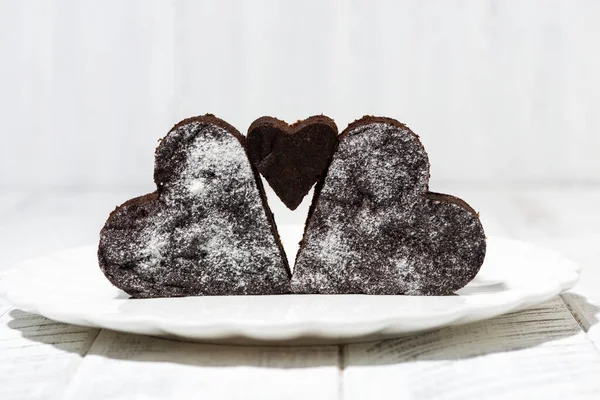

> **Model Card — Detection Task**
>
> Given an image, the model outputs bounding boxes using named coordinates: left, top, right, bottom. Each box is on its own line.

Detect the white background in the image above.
left=1, top=0, right=599, bottom=190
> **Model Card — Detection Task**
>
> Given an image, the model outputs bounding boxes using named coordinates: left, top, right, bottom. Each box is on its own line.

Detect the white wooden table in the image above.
left=1, top=186, right=599, bottom=399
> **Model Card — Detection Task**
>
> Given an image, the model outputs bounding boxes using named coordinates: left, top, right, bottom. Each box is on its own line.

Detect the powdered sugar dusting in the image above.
left=99, top=119, right=290, bottom=297
left=292, top=119, right=486, bottom=295
left=320, top=123, right=430, bottom=207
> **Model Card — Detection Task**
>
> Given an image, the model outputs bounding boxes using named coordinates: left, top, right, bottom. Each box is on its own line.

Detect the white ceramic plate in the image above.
left=0, top=237, right=580, bottom=345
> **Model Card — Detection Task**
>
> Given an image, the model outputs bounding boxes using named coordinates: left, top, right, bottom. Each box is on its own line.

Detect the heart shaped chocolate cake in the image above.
left=247, top=116, right=339, bottom=210
left=291, top=116, right=486, bottom=295
left=98, top=115, right=290, bottom=298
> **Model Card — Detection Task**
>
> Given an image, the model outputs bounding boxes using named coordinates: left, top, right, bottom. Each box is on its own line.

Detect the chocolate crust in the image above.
left=171, top=114, right=246, bottom=145
left=248, top=115, right=338, bottom=135
left=342, top=115, right=410, bottom=137
left=426, top=192, right=479, bottom=217
left=104, top=192, right=158, bottom=224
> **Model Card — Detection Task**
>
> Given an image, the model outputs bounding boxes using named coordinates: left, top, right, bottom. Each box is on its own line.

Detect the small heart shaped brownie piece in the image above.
left=292, top=116, right=486, bottom=295
left=247, top=116, right=339, bottom=210
left=98, top=115, right=291, bottom=298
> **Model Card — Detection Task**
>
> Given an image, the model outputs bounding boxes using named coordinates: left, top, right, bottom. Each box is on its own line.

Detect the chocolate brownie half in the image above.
left=292, top=116, right=486, bottom=295
left=98, top=115, right=290, bottom=298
